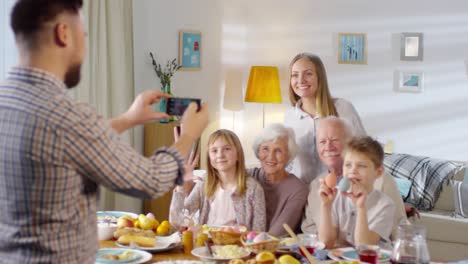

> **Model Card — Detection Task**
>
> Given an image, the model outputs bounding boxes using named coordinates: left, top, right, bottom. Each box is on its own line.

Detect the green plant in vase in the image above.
left=149, top=52, right=182, bottom=123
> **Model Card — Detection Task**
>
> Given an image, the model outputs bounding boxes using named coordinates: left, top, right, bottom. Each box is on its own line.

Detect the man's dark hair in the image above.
left=11, top=0, right=83, bottom=47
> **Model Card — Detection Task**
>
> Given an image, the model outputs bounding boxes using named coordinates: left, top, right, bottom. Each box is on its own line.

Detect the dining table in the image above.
left=99, top=240, right=199, bottom=262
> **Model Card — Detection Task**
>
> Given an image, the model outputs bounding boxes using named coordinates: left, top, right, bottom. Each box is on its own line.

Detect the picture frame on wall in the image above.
left=400, top=32, right=423, bottom=61
left=179, top=30, right=201, bottom=70
left=397, top=71, right=424, bottom=93
left=338, top=33, right=367, bottom=65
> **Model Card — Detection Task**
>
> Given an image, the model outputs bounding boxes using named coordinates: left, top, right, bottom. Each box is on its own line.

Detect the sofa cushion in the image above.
left=453, top=181, right=468, bottom=218
left=419, top=210, right=468, bottom=245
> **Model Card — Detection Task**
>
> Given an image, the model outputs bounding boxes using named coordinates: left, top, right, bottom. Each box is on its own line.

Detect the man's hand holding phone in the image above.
left=180, top=102, right=208, bottom=141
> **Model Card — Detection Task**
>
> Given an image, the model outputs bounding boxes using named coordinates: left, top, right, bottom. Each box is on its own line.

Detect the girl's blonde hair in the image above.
left=204, top=129, right=247, bottom=198
left=288, top=53, right=337, bottom=117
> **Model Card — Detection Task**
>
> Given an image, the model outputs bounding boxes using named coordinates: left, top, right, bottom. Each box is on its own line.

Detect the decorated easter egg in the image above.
left=246, top=231, right=257, bottom=241
left=338, top=177, right=351, bottom=192
left=253, top=232, right=269, bottom=243
left=325, top=171, right=337, bottom=188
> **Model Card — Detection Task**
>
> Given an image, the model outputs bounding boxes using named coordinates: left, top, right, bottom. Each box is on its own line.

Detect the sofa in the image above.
left=419, top=166, right=468, bottom=262
left=384, top=154, right=468, bottom=262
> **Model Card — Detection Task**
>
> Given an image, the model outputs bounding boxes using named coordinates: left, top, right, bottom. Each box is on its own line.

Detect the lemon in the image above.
left=278, top=254, right=300, bottom=264
left=157, top=225, right=170, bottom=236
left=160, top=220, right=170, bottom=228
left=134, top=220, right=140, bottom=229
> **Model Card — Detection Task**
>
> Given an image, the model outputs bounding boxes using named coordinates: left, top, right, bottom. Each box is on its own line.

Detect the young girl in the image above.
left=170, top=129, right=266, bottom=231
left=284, top=53, right=366, bottom=184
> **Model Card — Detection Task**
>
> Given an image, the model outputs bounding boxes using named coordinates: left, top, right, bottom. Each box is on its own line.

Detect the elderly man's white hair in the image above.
left=252, top=123, right=298, bottom=164
left=317, top=116, right=354, bottom=140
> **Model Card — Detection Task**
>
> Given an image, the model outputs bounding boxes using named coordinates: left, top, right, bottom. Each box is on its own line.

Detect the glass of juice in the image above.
left=298, top=233, right=318, bottom=257
left=358, top=245, right=380, bottom=264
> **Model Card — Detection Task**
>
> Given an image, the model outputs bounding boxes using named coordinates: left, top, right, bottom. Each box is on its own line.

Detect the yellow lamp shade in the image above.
left=244, top=66, right=282, bottom=103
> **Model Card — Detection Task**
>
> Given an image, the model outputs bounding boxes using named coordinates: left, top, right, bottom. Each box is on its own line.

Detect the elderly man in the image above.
left=301, top=116, right=406, bottom=238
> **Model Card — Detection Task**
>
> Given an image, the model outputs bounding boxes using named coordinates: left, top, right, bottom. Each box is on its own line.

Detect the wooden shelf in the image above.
left=143, top=122, right=178, bottom=222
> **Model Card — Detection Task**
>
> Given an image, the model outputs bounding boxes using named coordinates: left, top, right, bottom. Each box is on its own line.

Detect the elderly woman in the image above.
left=248, top=123, right=309, bottom=236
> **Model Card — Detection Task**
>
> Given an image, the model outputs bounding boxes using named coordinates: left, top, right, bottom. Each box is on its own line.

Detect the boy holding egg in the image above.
left=318, top=136, right=396, bottom=249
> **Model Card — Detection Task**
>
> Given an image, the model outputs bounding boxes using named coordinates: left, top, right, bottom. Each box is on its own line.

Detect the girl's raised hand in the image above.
left=177, top=150, right=200, bottom=196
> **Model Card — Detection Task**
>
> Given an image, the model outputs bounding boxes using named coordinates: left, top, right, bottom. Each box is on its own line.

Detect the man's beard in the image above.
left=64, top=63, right=81, bottom=88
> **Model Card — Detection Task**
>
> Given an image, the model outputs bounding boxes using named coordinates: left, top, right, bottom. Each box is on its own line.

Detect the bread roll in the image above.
left=117, top=234, right=156, bottom=247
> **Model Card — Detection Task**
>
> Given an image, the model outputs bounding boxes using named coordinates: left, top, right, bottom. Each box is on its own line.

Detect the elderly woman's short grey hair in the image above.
left=252, top=123, right=298, bottom=164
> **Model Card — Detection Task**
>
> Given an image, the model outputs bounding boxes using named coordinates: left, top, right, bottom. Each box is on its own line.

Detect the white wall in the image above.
left=133, top=0, right=468, bottom=164
left=133, top=0, right=223, bottom=165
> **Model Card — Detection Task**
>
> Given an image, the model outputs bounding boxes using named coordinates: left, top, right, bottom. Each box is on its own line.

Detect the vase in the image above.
left=159, top=83, right=173, bottom=123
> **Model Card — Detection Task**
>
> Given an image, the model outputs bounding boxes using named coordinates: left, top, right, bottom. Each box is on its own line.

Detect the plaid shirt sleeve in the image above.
left=62, top=101, right=184, bottom=199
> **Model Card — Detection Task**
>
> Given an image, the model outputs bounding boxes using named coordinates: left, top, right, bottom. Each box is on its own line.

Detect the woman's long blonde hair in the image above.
left=288, top=53, right=337, bottom=117
left=204, top=129, right=247, bottom=198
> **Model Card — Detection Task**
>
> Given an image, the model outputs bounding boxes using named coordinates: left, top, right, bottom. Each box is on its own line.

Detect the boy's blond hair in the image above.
left=346, top=136, right=384, bottom=168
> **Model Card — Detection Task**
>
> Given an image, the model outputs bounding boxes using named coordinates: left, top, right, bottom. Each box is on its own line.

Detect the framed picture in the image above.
left=398, top=71, right=424, bottom=93
left=338, top=33, right=367, bottom=64
left=400, top=32, right=423, bottom=61
left=179, top=30, right=201, bottom=70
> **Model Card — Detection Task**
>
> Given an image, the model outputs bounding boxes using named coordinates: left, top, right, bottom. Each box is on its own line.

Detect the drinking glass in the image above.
left=298, top=233, right=318, bottom=257
left=358, top=245, right=380, bottom=264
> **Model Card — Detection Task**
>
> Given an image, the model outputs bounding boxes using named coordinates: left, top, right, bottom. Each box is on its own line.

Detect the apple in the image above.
left=117, top=217, right=134, bottom=228
left=138, top=214, right=154, bottom=230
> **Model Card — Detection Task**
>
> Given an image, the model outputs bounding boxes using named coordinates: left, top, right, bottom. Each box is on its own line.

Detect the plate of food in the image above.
left=115, top=232, right=182, bottom=253
left=97, top=211, right=138, bottom=223
left=95, top=248, right=152, bottom=264
left=328, top=247, right=391, bottom=263
left=191, top=245, right=251, bottom=261
left=342, top=249, right=391, bottom=263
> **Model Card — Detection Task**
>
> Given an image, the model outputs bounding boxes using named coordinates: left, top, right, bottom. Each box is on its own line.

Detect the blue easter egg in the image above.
left=338, top=177, right=350, bottom=192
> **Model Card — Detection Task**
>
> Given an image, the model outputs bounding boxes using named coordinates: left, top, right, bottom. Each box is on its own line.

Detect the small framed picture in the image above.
left=338, top=33, right=367, bottom=65
left=179, top=30, right=201, bottom=70
left=400, top=32, right=423, bottom=61
left=398, top=71, right=424, bottom=93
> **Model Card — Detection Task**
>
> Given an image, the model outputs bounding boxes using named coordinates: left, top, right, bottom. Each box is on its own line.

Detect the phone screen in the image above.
left=166, top=97, right=201, bottom=116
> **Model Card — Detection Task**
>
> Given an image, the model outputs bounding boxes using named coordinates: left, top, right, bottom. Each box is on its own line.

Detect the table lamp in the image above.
left=244, top=66, right=282, bottom=127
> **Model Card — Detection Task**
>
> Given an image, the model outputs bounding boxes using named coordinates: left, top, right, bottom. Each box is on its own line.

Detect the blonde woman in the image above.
left=170, top=129, right=266, bottom=231
left=284, top=53, right=366, bottom=184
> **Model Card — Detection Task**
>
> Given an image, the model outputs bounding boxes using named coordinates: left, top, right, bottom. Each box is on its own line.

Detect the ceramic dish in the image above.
left=115, top=232, right=181, bottom=253
left=191, top=245, right=250, bottom=262
left=95, top=248, right=152, bottom=264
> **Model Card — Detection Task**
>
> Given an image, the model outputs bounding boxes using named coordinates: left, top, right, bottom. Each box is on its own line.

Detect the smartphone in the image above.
left=166, top=97, right=201, bottom=116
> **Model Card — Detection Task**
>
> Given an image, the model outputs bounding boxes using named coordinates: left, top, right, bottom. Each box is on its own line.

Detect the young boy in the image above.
left=318, top=136, right=396, bottom=249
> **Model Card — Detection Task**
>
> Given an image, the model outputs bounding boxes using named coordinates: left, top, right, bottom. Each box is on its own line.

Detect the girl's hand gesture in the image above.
left=175, top=150, right=200, bottom=196
left=318, top=178, right=337, bottom=206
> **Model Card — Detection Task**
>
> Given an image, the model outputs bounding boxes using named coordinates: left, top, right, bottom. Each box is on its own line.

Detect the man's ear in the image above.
left=54, top=23, right=69, bottom=47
